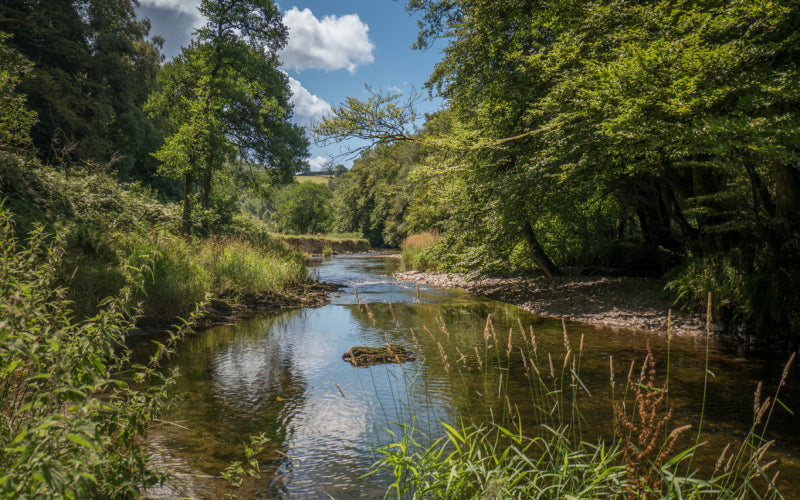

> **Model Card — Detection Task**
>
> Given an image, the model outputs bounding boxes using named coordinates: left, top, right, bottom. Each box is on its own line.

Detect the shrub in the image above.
left=400, top=232, right=441, bottom=271
left=0, top=205, right=195, bottom=498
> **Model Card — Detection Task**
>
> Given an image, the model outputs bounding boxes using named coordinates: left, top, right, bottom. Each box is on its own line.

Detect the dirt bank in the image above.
left=395, top=270, right=708, bottom=336
left=133, top=281, right=339, bottom=334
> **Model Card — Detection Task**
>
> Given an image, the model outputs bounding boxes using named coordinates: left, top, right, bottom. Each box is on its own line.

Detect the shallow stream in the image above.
left=141, top=253, right=799, bottom=499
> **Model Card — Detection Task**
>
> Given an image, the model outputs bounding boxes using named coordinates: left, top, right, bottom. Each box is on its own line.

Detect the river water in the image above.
left=142, top=253, right=799, bottom=499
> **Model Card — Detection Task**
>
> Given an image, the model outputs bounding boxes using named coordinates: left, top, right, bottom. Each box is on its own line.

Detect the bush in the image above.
left=272, top=182, right=333, bottom=234
left=400, top=232, right=441, bottom=271
left=0, top=205, right=194, bottom=498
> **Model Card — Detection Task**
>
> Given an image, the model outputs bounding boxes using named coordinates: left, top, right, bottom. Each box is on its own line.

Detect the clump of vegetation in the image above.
left=272, top=182, right=334, bottom=235
left=373, top=316, right=792, bottom=499
left=400, top=231, right=441, bottom=271
left=0, top=205, right=196, bottom=498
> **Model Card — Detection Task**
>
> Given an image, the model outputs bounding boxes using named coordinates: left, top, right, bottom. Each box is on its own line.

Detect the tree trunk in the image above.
left=181, top=171, right=194, bottom=235
left=775, top=162, right=800, bottom=226
left=200, top=171, right=212, bottom=210
left=521, top=221, right=561, bottom=277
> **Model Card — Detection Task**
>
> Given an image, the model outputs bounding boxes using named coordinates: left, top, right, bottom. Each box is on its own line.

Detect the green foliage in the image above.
left=0, top=33, right=36, bottom=151
left=399, top=232, right=441, bottom=271
left=0, top=204, right=197, bottom=498
left=0, top=0, right=166, bottom=185
left=146, top=0, right=308, bottom=234
left=332, top=140, right=420, bottom=247
left=273, top=182, right=333, bottom=235
left=221, top=433, right=272, bottom=489
left=314, top=86, right=419, bottom=157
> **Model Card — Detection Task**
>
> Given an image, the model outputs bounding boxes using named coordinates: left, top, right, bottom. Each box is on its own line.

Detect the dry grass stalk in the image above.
left=520, top=347, right=529, bottom=377
left=562, top=318, right=571, bottom=351
left=474, top=346, right=483, bottom=369
left=548, top=353, right=555, bottom=379
left=423, top=325, right=436, bottom=342
left=753, top=382, right=763, bottom=414
left=388, top=301, right=398, bottom=326
left=529, top=326, right=538, bottom=358
left=436, top=313, right=450, bottom=339
left=610, top=356, right=615, bottom=389
left=507, top=327, right=513, bottom=356
left=436, top=340, right=449, bottom=372
left=615, top=340, right=691, bottom=499
left=416, top=282, right=421, bottom=303
left=399, top=231, right=440, bottom=249
left=667, top=309, right=673, bottom=340
left=715, top=443, right=731, bottom=474
left=780, top=352, right=796, bottom=387
left=364, top=302, right=375, bottom=324
left=410, top=328, right=419, bottom=349
left=483, top=315, right=493, bottom=342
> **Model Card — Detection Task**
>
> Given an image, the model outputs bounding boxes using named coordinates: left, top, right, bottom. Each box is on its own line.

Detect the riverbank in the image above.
left=133, top=280, right=339, bottom=333
left=395, top=269, right=708, bottom=336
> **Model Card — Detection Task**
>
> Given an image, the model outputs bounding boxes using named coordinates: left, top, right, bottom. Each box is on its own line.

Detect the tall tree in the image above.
left=0, top=0, right=164, bottom=176
left=146, top=0, right=308, bottom=235
left=0, top=32, right=36, bottom=153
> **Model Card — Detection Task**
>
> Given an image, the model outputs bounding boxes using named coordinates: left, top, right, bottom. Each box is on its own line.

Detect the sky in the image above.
left=134, top=0, right=446, bottom=169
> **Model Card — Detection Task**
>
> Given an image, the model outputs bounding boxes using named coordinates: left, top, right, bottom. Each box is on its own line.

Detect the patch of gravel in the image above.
left=394, top=270, right=708, bottom=336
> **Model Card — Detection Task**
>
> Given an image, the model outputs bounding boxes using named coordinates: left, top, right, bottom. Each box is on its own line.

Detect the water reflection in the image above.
left=143, top=253, right=799, bottom=499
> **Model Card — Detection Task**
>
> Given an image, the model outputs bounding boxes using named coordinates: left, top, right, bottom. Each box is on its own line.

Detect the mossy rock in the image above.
left=342, top=344, right=416, bottom=367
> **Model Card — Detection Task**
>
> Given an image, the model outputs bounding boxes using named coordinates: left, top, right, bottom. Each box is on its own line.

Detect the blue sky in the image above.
left=135, top=0, right=445, bottom=168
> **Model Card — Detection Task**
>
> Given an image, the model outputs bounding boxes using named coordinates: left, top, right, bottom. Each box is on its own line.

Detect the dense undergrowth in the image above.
left=0, top=150, right=316, bottom=496
left=0, top=204, right=195, bottom=497
left=0, top=152, right=312, bottom=321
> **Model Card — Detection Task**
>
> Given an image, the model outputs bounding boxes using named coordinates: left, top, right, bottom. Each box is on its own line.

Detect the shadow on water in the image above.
left=139, top=253, right=800, bottom=499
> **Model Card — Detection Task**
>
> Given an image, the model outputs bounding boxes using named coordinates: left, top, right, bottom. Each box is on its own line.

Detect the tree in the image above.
left=0, top=0, right=164, bottom=177
left=0, top=33, right=36, bottom=152
left=273, top=182, right=332, bottom=234
left=146, top=0, right=308, bottom=234
left=332, top=141, right=418, bottom=247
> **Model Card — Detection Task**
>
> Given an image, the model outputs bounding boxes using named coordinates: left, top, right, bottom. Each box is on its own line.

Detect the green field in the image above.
left=295, top=172, right=331, bottom=185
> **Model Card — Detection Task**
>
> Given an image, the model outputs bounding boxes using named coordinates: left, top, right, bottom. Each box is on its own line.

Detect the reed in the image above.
left=372, top=310, right=792, bottom=499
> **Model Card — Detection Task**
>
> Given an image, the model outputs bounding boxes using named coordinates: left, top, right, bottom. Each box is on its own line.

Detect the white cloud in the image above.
left=305, top=156, right=329, bottom=170
left=138, top=0, right=202, bottom=16
left=287, top=76, right=333, bottom=127
left=280, top=7, right=374, bottom=73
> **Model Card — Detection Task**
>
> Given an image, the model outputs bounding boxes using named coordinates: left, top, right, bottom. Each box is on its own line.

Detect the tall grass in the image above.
left=198, top=236, right=308, bottom=299
left=372, top=311, right=793, bottom=499
left=400, top=231, right=441, bottom=271
left=62, top=227, right=310, bottom=321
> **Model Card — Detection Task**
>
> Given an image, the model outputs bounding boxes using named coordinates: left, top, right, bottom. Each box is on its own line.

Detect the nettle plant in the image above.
left=0, top=205, right=198, bottom=499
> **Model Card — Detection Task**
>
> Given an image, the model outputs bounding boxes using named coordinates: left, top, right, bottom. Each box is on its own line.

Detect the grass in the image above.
left=1, top=153, right=314, bottom=322
left=294, top=173, right=332, bottom=185
left=400, top=231, right=441, bottom=271
left=370, top=310, right=793, bottom=499
left=271, top=232, right=370, bottom=254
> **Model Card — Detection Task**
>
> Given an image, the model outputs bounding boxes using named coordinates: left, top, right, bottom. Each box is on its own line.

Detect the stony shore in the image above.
left=394, top=269, right=708, bottom=336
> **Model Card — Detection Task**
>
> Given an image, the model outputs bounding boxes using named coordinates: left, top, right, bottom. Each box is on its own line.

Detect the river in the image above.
left=141, top=253, right=799, bottom=499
